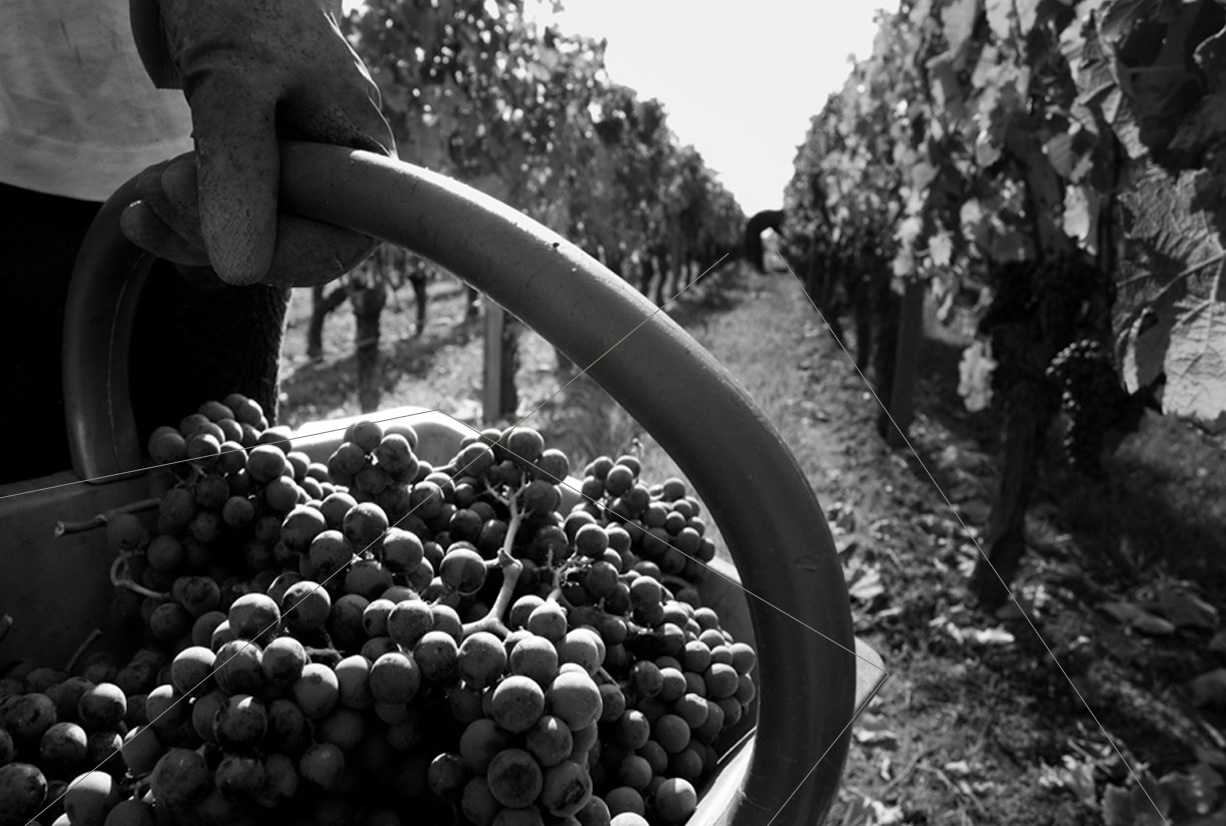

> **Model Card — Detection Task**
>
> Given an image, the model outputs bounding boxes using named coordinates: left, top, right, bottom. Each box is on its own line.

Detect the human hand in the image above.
left=121, top=0, right=396, bottom=287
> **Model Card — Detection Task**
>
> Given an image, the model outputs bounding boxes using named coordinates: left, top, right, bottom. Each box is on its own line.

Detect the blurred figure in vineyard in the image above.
left=0, top=1, right=394, bottom=485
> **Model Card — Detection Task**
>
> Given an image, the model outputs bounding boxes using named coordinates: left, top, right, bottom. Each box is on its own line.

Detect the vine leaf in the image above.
left=1014, top=0, right=1040, bottom=37
left=1186, top=668, right=1226, bottom=709
left=1165, top=300, right=1226, bottom=431
left=1117, top=166, right=1226, bottom=428
left=1101, top=778, right=1169, bottom=826
left=986, top=0, right=1013, bottom=41
left=1159, top=762, right=1226, bottom=816
left=942, top=0, right=982, bottom=62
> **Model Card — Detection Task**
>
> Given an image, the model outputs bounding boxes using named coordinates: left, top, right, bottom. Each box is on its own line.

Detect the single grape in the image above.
left=509, top=635, right=559, bottom=689
left=556, top=629, right=602, bottom=675
left=345, top=558, right=395, bottom=600
left=213, top=640, right=264, bottom=695
left=319, top=491, right=359, bottom=528
left=265, top=699, right=310, bottom=755
left=62, top=770, right=119, bottom=825
left=418, top=751, right=464, bottom=802
left=246, top=444, right=288, bottom=483
left=262, top=636, right=308, bottom=687
left=343, top=502, right=390, bottom=549
left=675, top=693, right=710, bottom=730
left=526, top=602, right=568, bottom=644
left=150, top=748, right=210, bottom=811
left=546, top=671, right=602, bottom=731
left=334, top=655, right=374, bottom=710
left=616, top=755, right=651, bottom=791
left=373, top=433, right=417, bottom=474
left=263, top=476, right=303, bottom=514
left=362, top=635, right=399, bottom=662
left=293, top=663, right=340, bottom=720
left=228, top=592, right=281, bottom=639
left=77, top=684, right=126, bottom=731
left=215, top=753, right=265, bottom=801
left=490, top=676, right=546, bottom=734
left=105, top=797, right=156, bottom=826
left=525, top=714, right=573, bottom=769
left=576, top=795, right=612, bottom=826
left=653, top=777, right=697, bottom=822
left=144, top=684, right=187, bottom=733
left=458, top=632, right=508, bottom=689
left=539, top=760, right=592, bottom=818
left=213, top=694, right=268, bottom=748
left=281, top=505, right=328, bottom=552
left=387, top=599, right=434, bottom=649
left=256, top=752, right=300, bottom=810
left=119, top=725, right=163, bottom=777
left=486, top=748, right=544, bottom=809
left=440, top=546, right=488, bottom=595
left=414, top=631, right=459, bottom=682
left=667, top=746, right=705, bottom=782
left=39, top=720, right=88, bottom=768
left=316, top=707, right=366, bottom=753
left=431, top=603, right=465, bottom=644
left=703, top=663, right=739, bottom=699
left=381, top=528, right=425, bottom=573
left=299, top=742, right=346, bottom=790
left=462, top=777, right=502, bottom=826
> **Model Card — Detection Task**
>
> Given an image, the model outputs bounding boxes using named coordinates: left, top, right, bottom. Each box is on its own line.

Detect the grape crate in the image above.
left=0, top=392, right=757, bottom=826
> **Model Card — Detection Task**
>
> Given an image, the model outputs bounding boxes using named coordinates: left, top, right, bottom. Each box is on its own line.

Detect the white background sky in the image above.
left=345, top=1, right=895, bottom=216
left=530, top=1, right=893, bottom=216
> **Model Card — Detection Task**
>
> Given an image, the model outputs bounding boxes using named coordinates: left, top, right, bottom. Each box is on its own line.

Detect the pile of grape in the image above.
left=0, top=394, right=757, bottom=826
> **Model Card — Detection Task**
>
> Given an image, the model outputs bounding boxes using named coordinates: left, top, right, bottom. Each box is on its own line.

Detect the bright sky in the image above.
left=343, top=0, right=894, bottom=216
left=531, top=1, right=894, bottom=216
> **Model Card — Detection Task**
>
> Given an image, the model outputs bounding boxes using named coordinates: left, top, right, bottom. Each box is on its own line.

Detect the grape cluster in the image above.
left=0, top=397, right=757, bottom=826
left=1044, top=339, right=1131, bottom=478
left=979, top=256, right=1115, bottom=396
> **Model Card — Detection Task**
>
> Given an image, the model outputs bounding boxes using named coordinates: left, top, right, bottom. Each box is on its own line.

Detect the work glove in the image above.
left=121, top=0, right=397, bottom=287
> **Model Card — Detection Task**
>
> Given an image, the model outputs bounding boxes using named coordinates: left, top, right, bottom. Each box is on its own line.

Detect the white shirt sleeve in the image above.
left=0, top=1, right=194, bottom=202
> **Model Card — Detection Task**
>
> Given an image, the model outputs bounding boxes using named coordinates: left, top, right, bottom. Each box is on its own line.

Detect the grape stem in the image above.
left=65, top=628, right=103, bottom=674
left=109, top=552, right=170, bottom=600
left=461, top=486, right=526, bottom=639
left=53, top=497, right=161, bottom=537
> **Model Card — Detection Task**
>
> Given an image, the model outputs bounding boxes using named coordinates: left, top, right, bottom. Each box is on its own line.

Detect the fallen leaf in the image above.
left=848, top=566, right=886, bottom=604
left=1179, top=808, right=1226, bottom=826
left=1062, top=755, right=1100, bottom=810
left=944, top=759, right=972, bottom=776
left=1100, top=601, right=1177, bottom=635
left=1152, top=582, right=1219, bottom=630
left=1193, top=745, right=1226, bottom=768
left=1159, top=763, right=1225, bottom=816
left=1101, top=780, right=1169, bottom=826
left=1186, top=669, right=1226, bottom=709
left=853, top=727, right=899, bottom=747
left=973, top=627, right=1016, bottom=646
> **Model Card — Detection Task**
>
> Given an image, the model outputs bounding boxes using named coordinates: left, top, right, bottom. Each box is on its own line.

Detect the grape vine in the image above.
left=782, top=0, right=1226, bottom=604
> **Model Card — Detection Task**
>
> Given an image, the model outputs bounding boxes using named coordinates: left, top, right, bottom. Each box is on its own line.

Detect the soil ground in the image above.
left=279, top=258, right=1226, bottom=826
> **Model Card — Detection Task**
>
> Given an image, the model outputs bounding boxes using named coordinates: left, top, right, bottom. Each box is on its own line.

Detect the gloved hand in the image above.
left=120, top=0, right=397, bottom=287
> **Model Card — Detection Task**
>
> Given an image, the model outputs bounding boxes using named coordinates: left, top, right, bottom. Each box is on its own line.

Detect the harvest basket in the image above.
left=0, top=143, right=883, bottom=825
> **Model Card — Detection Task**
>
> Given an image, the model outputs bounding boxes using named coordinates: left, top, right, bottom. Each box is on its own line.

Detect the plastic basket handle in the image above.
left=63, top=142, right=856, bottom=825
